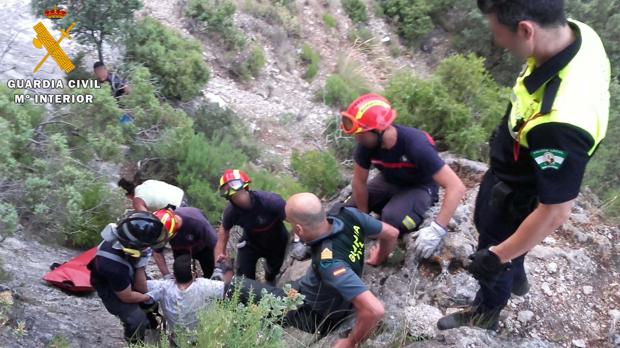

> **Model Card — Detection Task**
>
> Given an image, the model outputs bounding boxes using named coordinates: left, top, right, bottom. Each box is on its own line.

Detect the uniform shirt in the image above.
left=91, top=241, right=134, bottom=292
left=134, top=180, right=185, bottom=211
left=354, top=125, right=444, bottom=188
left=156, top=207, right=217, bottom=255
left=221, top=191, right=287, bottom=245
left=490, top=26, right=596, bottom=205
left=146, top=278, right=225, bottom=330
left=297, top=208, right=382, bottom=316
left=105, top=72, right=127, bottom=98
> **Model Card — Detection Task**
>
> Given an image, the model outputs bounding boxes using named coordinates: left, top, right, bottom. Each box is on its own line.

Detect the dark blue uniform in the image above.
left=89, top=241, right=150, bottom=343
left=352, top=125, right=445, bottom=234
left=155, top=207, right=218, bottom=278
left=222, top=191, right=289, bottom=282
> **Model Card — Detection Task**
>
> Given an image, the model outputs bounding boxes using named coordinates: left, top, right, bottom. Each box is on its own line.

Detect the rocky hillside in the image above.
left=137, top=0, right=440, bottom=165
left=0, top=157, right=618, bottom=347
left=279, top=156, right=620, bottom=348
left=1, top=0, right=619, bottom=347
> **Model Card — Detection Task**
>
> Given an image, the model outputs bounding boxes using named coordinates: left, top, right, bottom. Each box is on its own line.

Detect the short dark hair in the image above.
left=477, top=0, right=567, bottom=31
left=117, top=178, right=136, bottom=196
left=93, top=61, right=106, bottom=70
left=173, top=255, right=193, bottom=283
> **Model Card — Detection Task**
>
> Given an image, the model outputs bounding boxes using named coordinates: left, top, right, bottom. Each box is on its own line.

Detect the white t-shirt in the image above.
left=134, top=180, right=184, bottom=211
left=146, top=278, right=225, bottom=330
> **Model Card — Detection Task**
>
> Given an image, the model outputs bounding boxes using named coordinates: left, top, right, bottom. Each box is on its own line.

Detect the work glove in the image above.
left=134, top=248, right=152, bottom=269
left=467, top=248, right=512, bottom=289
left=211, top=267, right=224, bottom=281
left=412, top=221, right=447, bottom=259
left=211, top=260, right=233, bottom=281
left=145, top=290, right=161, bottom=304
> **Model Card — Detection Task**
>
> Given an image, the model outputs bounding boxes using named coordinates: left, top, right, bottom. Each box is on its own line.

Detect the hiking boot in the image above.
left=511, top=277, right=530, bottom=296
left=437, top=307, right=500, bottom=331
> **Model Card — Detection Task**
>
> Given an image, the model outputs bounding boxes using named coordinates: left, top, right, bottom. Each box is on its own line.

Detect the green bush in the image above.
left=342, top=0, right=368, bottom=24
left=232, top=46, right=267, bottom=81
left=0, top=86, right=125, bottom=247
left=123, top=65, right=193, bottom=130
left=300, top=43, right=320, bottom=81
left=186, top=0, right=247, bottom=51
left=125, top=18, right=210, bottom=100
left=323, top=13, right=337, bottom=28
left=585, top=80, right=620, bottom=219
left=324, top=115, right=356, bottom=162
left=64, top=181, right=126, bottom=248
left=379, top=0, right=434, bottom=45
left=291, top=150, right=344, bottom=198
left=320, top=57, right=370, bottom=109
left=0, top=202, right=18, bottom=241
left=188, top=102, right=260, bottom=160
left=347, top=27, right=375, bottom=53
left=385, top=54, right=508, bottom=160
left=0, top=86, right=45, bottom=170
left=155, top=129, right=304, bottom=222
left=21, top=134, right=125, bottom=247
left=248, top=169, right=306, bottom=199
left=389, top=42, right=402, bottom=57
left=139, top=284, right=304, bottom=348
left=244, top=0, right=301, bottom=38
left=63, top=87, right=125, bottom=162
left=187, top=0, right=235, bottom=31
left=446, top=1, right=522, bottom=85
left=321, top=75, right=358, bottom=109
left=157, top=133, right=248, bottom=222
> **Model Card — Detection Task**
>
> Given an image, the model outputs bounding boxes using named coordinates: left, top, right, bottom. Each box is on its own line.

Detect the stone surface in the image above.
left=404, top=304, right=443, bottom=339
left=518, top=310, right=535, bottom=324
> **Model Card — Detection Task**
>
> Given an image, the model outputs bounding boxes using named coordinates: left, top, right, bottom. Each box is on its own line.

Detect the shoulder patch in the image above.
left=320, top=248, right=333, bottom=260
left=332, top=267, right=346, bottom=277
left=531, top=149, right=567, bottom=170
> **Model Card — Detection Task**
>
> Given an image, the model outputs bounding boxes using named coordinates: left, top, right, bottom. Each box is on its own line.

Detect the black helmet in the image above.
left=117, top=211, right=168, bottom=250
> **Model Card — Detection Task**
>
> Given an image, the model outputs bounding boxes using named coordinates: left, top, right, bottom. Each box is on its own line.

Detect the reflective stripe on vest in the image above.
left=508, top=19, right=610, bottom=156
left=96, top=242, right=135, bottom=279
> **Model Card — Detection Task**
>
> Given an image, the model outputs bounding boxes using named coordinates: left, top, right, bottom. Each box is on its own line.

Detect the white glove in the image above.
left=412, top=221, right=447, bottom=259
left=145, top=290, right=161, bottom=303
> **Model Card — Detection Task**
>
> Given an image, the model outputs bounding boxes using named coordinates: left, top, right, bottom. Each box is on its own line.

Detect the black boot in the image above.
left=511, top=277, right=530, bottom=296
left=437, top=306, right=500, bottom=331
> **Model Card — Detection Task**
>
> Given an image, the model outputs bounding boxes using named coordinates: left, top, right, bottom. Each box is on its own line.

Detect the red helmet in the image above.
left=341, top=94, right=396, bottom=135
left=154, top=208, right=179, bottom=238
left=219, top=169, right=251, bottom=198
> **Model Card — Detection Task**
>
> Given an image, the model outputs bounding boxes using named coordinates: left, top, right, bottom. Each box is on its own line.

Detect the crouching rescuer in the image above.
left=340, top=93, right=465, bottom=260
left=283, top=193, right=399, bottom=348
left=88, top=211, right=169, bottom=343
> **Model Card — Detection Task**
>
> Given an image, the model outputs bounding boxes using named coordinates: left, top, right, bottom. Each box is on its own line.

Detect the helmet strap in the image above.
left=122, top=247, right=142, bottom=258
left=371, top=130, right=385, bottom=149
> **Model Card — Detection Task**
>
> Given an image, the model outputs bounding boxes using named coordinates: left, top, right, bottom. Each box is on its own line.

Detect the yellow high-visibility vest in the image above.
left=509, top=19, right=610, bottom=156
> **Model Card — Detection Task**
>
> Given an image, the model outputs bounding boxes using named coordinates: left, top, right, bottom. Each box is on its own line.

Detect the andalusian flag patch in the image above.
left=531, top=149, right=567, bottom=170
